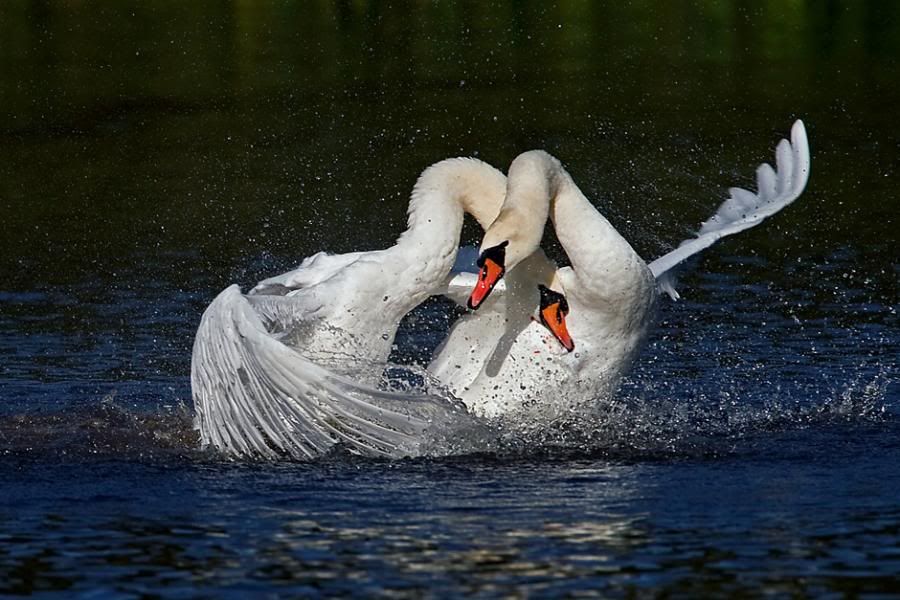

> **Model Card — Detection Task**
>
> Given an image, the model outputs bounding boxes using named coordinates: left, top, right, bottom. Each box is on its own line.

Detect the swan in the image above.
left=433, top=120, right=810, bottom=420
left=192, top=156, right=527, bottom=459
left=430, top=150, right=656, bottom=419
left=191, top=120, right=810, bottom=457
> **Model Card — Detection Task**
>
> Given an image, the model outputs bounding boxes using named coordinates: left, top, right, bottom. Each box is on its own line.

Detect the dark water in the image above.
left=1, top=1, right=898, bottom=596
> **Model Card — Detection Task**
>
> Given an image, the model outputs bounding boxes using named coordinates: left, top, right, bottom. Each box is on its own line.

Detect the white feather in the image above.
left=191, top=285, right=467, bottom=459
left=250, top=251, right=368, bottom=295
left=648, top=120, right=810, bottom=299
left=440, top=271, right=506, bottom=308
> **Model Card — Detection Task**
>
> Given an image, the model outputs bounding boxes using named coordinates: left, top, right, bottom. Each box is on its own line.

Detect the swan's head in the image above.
left=468, top=240, right=507, bottom=309
left=469, top=228, right=543, bottom=310
left=468, top=151, right=555, bottom=310
left=537, top=284, right=574, bottom=353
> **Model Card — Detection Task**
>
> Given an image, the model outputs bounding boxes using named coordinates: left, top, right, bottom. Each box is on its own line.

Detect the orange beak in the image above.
left=537, top=284, right=574, bottom=352
left=539, top=301, right=574, bottom=352
left=467, top=257, right=505, bottom=310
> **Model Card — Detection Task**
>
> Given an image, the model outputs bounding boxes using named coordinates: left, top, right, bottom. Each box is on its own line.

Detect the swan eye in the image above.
left=475, top=240, right=509, bottom=269
left=538, top=284, right=567, bottom=311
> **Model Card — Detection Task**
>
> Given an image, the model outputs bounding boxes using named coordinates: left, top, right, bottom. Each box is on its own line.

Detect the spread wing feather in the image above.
left=648, top=120, right=810, bottom=299
left=250, top=250, right=370, bottom=295
left=191, top=285, right=464, bottom=459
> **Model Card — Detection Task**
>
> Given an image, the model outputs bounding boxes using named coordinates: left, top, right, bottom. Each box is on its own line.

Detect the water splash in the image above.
left=0, top=395, right=199, bottom=462
left=1, top=366, right=891, bottom=464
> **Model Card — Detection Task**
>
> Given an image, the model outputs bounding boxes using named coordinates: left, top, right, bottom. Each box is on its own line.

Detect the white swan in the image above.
left=433, top=120, right=810, bottom=420
left=191, top=120, right=810, bottom=457
left=430, top=150, right=656, bottom=419
left=192, top=157, right=521, bottom=459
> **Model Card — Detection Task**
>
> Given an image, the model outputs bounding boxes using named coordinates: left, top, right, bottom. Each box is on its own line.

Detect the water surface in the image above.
left=1, top=1, right=898, bottom=596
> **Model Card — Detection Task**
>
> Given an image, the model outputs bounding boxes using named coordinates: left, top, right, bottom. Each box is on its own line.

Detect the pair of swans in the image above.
left=430, top=149, right=658, bottom=420
left=191, top=121, right=810, bottom=459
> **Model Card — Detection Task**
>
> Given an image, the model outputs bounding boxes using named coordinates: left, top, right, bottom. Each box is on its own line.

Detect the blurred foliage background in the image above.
left=0, top=0, right=897, bottom=294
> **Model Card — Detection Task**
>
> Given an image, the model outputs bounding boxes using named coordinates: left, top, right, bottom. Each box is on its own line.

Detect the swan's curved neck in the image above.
left=550, top=170, right=633, bottom=268
left=479, top=151, right=557, bottom=268
left=403, top=157, right=505, bottom=239
left=547, top=160, right=654, bottom=312
left=482, top=150, right=645, bottom=295
left=393, top=158, right=507, bottom=290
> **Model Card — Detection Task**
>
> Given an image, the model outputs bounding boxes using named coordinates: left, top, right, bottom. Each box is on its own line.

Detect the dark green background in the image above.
left=1, top=4, right=898, bottom=596
left=1, top=0, right=896, bottom=304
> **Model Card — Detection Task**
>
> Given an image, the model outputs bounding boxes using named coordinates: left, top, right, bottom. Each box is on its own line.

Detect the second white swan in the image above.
left=434, top=120, right=810, bottom=420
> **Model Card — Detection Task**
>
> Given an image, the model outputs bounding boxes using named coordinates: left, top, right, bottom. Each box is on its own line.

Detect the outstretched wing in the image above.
left=440, top=271, right=507, bottom=308
left=191, top=285, right=465, bottom=460
left=250, top=250, right=369, bottom=295
left=648, top=120, right=811, bottom=299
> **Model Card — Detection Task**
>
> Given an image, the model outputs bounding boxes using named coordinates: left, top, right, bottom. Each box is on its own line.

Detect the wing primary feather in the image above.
left=647, top=120, right=810, bottom=299
left=191, top=285, right=460, bottom=460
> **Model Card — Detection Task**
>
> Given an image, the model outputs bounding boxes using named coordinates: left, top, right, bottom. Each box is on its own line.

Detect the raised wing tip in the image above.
left=789, top=119, right=811, bottom=192
left=647, top=118, right=812, bottom=282
left=791, top=120, right=809, bottom=155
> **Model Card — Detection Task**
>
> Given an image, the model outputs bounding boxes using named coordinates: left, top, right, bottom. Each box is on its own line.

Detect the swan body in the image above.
left=192, top=157, right=512, bottom=458
left=191, top=119, right=811, bottom=457
left=432, top=151, right=657, bottom=419
left=434, top=121, right=810, bottom=420
left=429, top=250, right=559, bottom=406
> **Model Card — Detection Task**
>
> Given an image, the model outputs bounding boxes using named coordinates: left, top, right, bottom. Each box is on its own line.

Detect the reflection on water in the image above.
left=1, top=0, right=898, bottom=596
left=4, top=443, right=900, bottom=596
